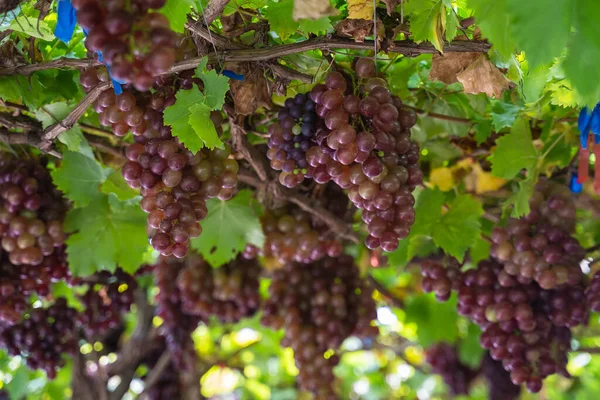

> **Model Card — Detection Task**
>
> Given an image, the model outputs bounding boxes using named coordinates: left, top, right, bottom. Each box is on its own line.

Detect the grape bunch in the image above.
left=0, top=256, right=28, bottom=325
left=420, top=258, right=462, bottom=301
left=0, top=298, right=78, bottom=379
left=154, top=257, right=201, bottom=370
left=425, top=342, right=477, bottom=395
left=481, top=352, right=521, bottom=400
left=0, top=154, right=68, bottom=267
left=586, top=270, right=600, bottom=312
left=272, top=60, right=422, bottom=252
left=490, top=206, right=584, bottom=290
left=122, top=103, right=238, bottom=258
left=452, top=260, right=586, bottom=392
left=74, top=0, right=177, bottom=90
left=177, top=254, right=261, bottom=323
left=261, top=206, right=343, bottom=264
left=267, top=93, right=324, bottom=188
left=261, top=256, right=377, bottom=397
left=78, top=268, right=137, bottom=338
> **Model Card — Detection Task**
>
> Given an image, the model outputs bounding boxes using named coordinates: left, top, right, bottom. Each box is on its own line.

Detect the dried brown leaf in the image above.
left=381, top=0, right=401, bottom=16
left=293, top=0, right=337, bottom=20
left=429, top=52, right=480, bottom=84
left=226, top=63, right=273, bottom=116
left=456, top=54, right=511, bottom=98
left=335, top=18, right=383, bottom=43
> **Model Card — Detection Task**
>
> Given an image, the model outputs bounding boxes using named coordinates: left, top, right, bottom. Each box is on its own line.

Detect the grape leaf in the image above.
left=490, top=100, right=521, bottom=131
left=506, top=0, right=571, bottom=68
left=223, top=0, right=267, bottom=15
left=458, top=323, right=485, bottom=368
left=298, top=17, right=332, bottom=36
left=191, top=190, right=264, bottom=268
left=51, top=151, right=111, bottom=207
left=409, top=188, right=445, bottom=237
left=474, top=120, right=492, bottom=145
left=490, top=118, right=538, bottom=179
left=404, top=293, right=459, bottom=347
left=160, top=0, right=194, bottom=33
left=189, top=103, right=223, bottom=150
left=264, top=0, right=298, bottom=40
left=445, top=6, right=458, bottom=42
left=64, top=194, right=149, bottom=276
left=468, top=0, right=516, bottom=57
left=8, top=16, right=53, bottom=40
left=505, top=172, right=537, bottom=218
left=194, top=58, right=230, bottom=110
left=34, top=103, right=90, bottom=155
left=405, top=0, right=446, bottom=52
left=432, top=194, right=484, bottom=261
left=470, top=236, right=491, bottom=265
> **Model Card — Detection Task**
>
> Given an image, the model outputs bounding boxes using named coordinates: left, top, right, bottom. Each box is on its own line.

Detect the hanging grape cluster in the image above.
left=78, top=268, right=137, bottom=337
left=262, top=255, right=377, bottom=398
left=74, top=0, right=177, bottom=90
left=490, top=180, right=584, bottom=289
left=481, top=352, right=521, bottom=400
left=0, top=154, right=68, bottom=267
left=268, top=60, right=422, bottom=252
left=0, top=298, right=78, bottom=379
left=261, top=206, right=343, bottom=264
left=154, top=257, right=201, bottom=370
left=425, top=342, right=477, bottom=395
left=177, top=254, right=261, bottom=323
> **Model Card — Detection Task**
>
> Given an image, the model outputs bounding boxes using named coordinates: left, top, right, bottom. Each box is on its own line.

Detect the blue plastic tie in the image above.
left=221, top=69, right=245, bottom=81
left=55, top=0, right=77, bottom=43
left=579, top=107, right=592, bottom=150
left=79, top=28, right=124, bottom=95
left=570, top=174, right=583, bottom=193
left=592, top=104, right=600, bottom=145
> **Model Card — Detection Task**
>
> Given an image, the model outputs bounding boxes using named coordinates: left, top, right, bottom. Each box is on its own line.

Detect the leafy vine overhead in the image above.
left=2, top=0, right=600, bottom=399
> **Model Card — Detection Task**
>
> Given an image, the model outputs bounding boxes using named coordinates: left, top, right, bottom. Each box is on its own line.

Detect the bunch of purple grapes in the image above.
left=78, top=268, right=137, bottom=338
left=425, top=342, right=477, bottom=395
left=121, top=98, right=238, bottom=258
left=586, top=270, right=600, bottom=312
left=0, top=154, right=68, bottom=267
left=451, top=260, right=586, bottom=392
left=490, top=181, right=585, bottom=290
left=267, top=60, right=422, bottom=252
left=261, top=206, right=344, bottom=264
left=421, top=258, right=462, bottom=301
left=481, top=352, right=521, bottom=400
left=73, top=0, right=177, bottom=90
left=0, top=298, right=78, bottom=379
left=154, top=257, right=201, bottom=370
left=261, top=255, right=377, bottom=398
left=176, top=253, right=261, bottom=323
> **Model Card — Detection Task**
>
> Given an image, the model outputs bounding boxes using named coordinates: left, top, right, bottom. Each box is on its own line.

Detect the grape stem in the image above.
left=137, top=352, right=172, bottom=400
left=0, top=127, right=62, bottom=158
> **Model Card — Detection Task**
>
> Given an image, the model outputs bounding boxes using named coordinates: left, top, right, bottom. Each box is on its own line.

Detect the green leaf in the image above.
left=164, top=87, right=224, bottom=152
left=410, top=188, right=445, bottom=237
left=5, top=364, right=30, bottom=399
left=404, top=293, right=459, bottom=347
left=458, top=323, right=485, bottom=369
left=194, top=58, right=230, bottom=110
left=189, top=103, right=224, bottom=150
left=101, top=170, right=140, bottom=201
left=160, top=0, right=194, bottom=33
left=522, top=63, right=550, bottom=103
left=223, top=0, right=267, bottom=15
left=490, top=101, right=521, bottom=131
left=191, top=190, right=264, bottom=268
left=51, top=151, right=111, bottom=207
left=405, top=0, right=446, bottom=52
left=298, top=17, right=332, bottom=36
left=506, top=172, right=537, bottom=218
left=468, top=0, right=516, bottom=57
left=563, top=0, right=600, bottom=106
left=490, top=118, right=538, bottom=179
left=506, top=0, right=571, bottom=68
left=474, top=120, right=492, bottom=145
left=63, top=194, right=149, bottom=276
left=7, top=16, right=53, bottom=40
left=445, top=6, right=459, bottom=42
left=470, top=236, right=491, bottom=265
left=432, top=194, right=484, bottom=261
left=264, top=0, right=298, bottom=40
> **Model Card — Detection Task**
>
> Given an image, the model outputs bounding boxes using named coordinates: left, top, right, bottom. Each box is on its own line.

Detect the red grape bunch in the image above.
left=73, top=0, right=177, bottom=91
left=490, top=182, right=585, bottom=290
left=177, top=254, right=261, bottom=323
left=451, top=260, right=587, bottom=392
left=78, top=268, right=138, bottom=338
left=154, top=257, right=201, bottom=370
left=420, top=258, right=463, bottom=301
left=261, top=256, right=377, bottom=398
left=0, top=153, right=69, bottom=269
left=268, top=59, right=422, bottom=252
left=481, top=352, right=521, bottom=400
left=0, top=298, right=78, bottom=379
left=261, top=206, right=344, bottom=264
left=425, top=342, right=477, bottom=395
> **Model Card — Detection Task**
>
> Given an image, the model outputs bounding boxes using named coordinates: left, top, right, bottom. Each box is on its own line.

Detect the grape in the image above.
left=425, top=343, right=477, bottom=395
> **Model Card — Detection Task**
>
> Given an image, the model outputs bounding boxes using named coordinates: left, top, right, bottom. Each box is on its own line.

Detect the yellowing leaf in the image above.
left=405, top=0, right=446, bottom=52
left=471, top=164, right=508, bottom=194
left=293, top=0, right=337, bottom=20
left=429, top=167, right=455, bottom=191
left=348, top=0, right=374, bottom=20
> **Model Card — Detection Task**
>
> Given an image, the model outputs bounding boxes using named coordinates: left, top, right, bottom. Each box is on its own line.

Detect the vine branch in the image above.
left=0, top=127, right=62, bottom=158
